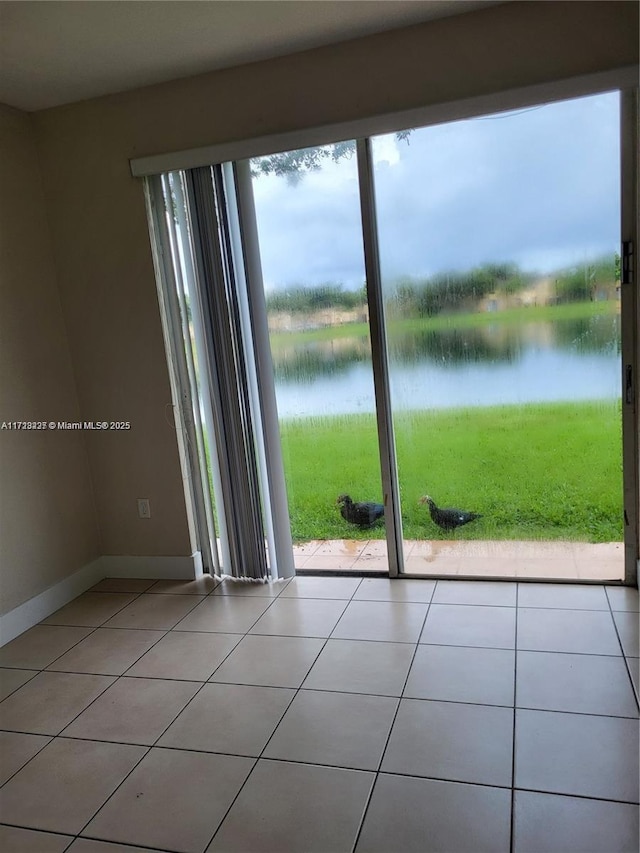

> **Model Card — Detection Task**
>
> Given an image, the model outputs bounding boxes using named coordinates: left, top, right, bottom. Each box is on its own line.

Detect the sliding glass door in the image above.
left=250, top=145, right=389, bottom=571
left=146, top=86, right=636, bottom=585
left=370, top=91, right=625, bottom=580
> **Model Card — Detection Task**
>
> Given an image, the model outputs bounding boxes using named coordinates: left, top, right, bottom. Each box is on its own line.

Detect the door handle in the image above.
left=625, top=364, right=634, bottom=405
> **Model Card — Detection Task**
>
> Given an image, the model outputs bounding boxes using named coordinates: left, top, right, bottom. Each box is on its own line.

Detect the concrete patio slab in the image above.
left=293, top=540, right=623, bottom=581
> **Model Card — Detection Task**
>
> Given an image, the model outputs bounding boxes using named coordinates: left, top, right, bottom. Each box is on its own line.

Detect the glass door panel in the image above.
left=251, top=145, right=388, bottom=570
left=371, top=92, right=623, bottom=580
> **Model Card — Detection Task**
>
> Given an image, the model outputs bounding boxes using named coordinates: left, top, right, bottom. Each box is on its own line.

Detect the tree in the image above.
left=386, top=263, right=530, bottom=319
left=555, top=254, right=617, bottom=303
left=251, top=132, right=412, bottom=184
left=265, top=283, right=366, bottom=314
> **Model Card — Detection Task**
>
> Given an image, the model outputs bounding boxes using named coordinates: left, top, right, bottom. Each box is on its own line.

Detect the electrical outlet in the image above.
left=137, top=499, right=151, bottom=519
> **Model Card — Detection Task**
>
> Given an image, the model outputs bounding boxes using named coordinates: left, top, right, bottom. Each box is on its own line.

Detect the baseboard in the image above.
left=0, top=552, right=202, bottom=647
left=99, top=553, right=202, bottom=580
left=0, top=558, right=104, bottom=646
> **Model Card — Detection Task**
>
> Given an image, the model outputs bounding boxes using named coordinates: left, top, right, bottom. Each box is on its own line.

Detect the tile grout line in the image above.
left=67, top=583, right=295, bottom=847
left=245, top=597, right=357, bottom=641
left=510, top=581, right=520, bottom=853
left=4, top=598, right=637, bottom=741
left=0, top=734, right=55, bottom=792
left=42, top=587, right=148, bottom=633
left=197, top=575, right=366, bottom=853
left=70, top=582, right=289, bottom=840
left=0, top=669, right=40, bottom=702
left=74, top=831, right=176, bottom=853
left=62, top=738, right=152, bottom=846
left=10, top=685, right=634, bottom=749
left=48, top=625, right=172, bottom=676
left=0, top=608, right=157, bottom=794
left=4, top=631, right=631, bottom=660
left=349, top=579, right=438, bottom=853
left=48, top=596, right=207, bottom=734
left=0, top=596, right=192, bottom=837
left=127, top=583, right=295, bottom=744
left=510, top=784, right=640, bottom=807
left=2, top=617, right=634, bottom=693
left=1, top=576, right=637, bottom=848
left=0, top=586, right=240, bottom=845
left=6, top=683, right=636, bottom=750
left=0, top=824, right=78, bottom=853
left=250, top=577, right=365, bottom=751
left=604, top=587, right=640, bottom=713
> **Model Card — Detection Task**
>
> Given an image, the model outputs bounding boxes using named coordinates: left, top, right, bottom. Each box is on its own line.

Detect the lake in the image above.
left=271, top=312, right=621, bottom=418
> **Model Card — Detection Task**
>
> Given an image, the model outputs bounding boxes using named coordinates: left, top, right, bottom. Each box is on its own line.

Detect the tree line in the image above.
left=266, top=283, right=367, bottom=313
left=554, top=254, right=619, bottom=303
left=266, top=254, right=619, bottom=318
left=389, top=262, right=526, bottom=318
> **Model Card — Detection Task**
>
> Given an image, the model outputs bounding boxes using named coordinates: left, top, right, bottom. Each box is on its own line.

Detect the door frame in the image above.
left=620, top=88, right=639, bottom=587
left=139, top=71, right=639, bottom=586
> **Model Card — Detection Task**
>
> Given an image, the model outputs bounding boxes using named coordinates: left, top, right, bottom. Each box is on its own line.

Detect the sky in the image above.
left=251, top=91, right=621, bottom=292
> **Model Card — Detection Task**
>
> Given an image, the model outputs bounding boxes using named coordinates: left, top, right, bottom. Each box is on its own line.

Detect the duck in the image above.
left=337, top=494, right=385, bottom=528
left=420, top=495, right=482, bottom=531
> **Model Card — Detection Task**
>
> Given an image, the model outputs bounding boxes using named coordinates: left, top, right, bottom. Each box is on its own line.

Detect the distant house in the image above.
left=268, top=306, right=369, bottom=333
left=479, top=277, right=556, bottom=312
left=593, top=282, right=621, bottom=302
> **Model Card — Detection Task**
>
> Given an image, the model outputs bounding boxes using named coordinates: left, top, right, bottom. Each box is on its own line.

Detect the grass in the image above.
left=268, top=300, right=618, bottom=349
left=278, top=401, right=623, bottom=544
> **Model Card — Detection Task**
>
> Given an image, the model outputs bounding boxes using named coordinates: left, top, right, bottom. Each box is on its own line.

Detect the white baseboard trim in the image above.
left=0, top=552, right=202, bottom=646
left=0, top=558, right=104, bottom=646
left=99, top=553, right=202, bottom=580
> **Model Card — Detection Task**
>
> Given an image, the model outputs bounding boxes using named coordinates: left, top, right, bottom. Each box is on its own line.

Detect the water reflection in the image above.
left=272, top=336, right=371, bottom=383
left=389, top=326, right=520, bottom=366
left=553, top=314, right=621, bottom=355
left=271, top=313, right=621, bottom=417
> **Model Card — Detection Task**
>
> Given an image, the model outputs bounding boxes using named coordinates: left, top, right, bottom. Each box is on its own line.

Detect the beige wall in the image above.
left=21, top=1, right=639, bottom=565
left=0, top=104, right=100, bottom=612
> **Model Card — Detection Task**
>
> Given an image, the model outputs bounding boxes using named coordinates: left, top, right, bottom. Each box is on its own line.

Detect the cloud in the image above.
left=252, top=91, right=620, bottom=291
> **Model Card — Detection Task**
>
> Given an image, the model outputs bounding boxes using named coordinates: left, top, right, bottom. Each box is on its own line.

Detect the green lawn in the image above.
left=279, top=401, right=623, bottom=543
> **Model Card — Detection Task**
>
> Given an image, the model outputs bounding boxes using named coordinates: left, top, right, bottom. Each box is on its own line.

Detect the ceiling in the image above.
left=0, top=0, right=504, bottom=112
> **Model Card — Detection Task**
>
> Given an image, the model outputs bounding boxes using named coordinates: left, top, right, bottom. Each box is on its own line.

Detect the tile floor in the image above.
left=0, top=575, right=638, bottom=853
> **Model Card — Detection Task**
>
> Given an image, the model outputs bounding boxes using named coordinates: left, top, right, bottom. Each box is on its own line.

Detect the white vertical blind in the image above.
left=183, top=165, right=268, bottom=579
left=230, top=160, right=295, bottom=580
left=144, top=174, right=218, bottom=575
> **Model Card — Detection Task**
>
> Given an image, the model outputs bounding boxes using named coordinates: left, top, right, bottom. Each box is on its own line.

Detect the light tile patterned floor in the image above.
left=294, top=539, right=625, bottom=580
left=0, top=576, right=638, bottom=853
